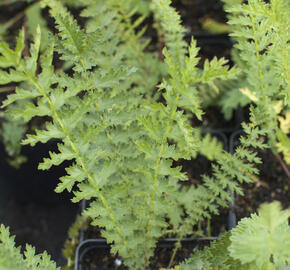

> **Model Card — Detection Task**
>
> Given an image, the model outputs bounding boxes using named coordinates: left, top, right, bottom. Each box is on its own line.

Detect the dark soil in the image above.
left=172, top=0, right=228, bottom=32
left=79, top=239, right=212, bottom=270
left=172, top=0, right=232, bottom=61
left=231, top=132, right=290, bottom=221
left=190, top=106, right=238, bottom=133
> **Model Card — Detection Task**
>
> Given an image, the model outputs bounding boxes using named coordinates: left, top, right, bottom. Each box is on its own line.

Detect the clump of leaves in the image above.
left=180, top=201, right=290, bottom=270
left=0, top=224, right=59, bottom=270
left=0, top=0, right=288, bottom=269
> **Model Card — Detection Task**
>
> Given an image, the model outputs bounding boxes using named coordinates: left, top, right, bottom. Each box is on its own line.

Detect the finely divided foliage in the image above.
left=0, top=225, right=59, bottom=270
left=0, top=0, right=288, bottom=269
left=180, top=202, right=290, bottom=270
left=222, top=0, right=290, bottom=160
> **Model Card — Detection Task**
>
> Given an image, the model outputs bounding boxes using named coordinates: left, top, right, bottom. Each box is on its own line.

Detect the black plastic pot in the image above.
left=149, top=31, right=234, bottom=48
left=186, top=32, right=234, bottom=48
left=226, top=130, right=243, bottom=230
left=74, top=237, right=217, bottom=270
left=202, top=129, right=228, bottom=150
left=229, top=130, right=243, bottom=155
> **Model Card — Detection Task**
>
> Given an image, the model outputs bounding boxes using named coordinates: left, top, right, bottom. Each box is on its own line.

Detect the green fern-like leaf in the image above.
left=180, top=232, right=243, bottom=270
left=0, top=225, right=59, bottom=270
left=225, top=0, right=289, bottom=155
left=229, top=201, right=290, bottom=269
left=180, top=202, right=289, bottom=270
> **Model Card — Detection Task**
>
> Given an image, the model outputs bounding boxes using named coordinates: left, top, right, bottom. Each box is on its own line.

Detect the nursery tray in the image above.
left=74, top=237, right=217, bottom=270
left=148, top=31, right=234, bottom=48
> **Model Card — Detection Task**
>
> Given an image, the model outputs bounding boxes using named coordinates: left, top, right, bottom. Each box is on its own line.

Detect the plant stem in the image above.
left=168, top=236, right=182, bottom=268
left=276, top=153, right=290, bottom=179
left=0, top=86, right=14, bottom=93
left=143, top=103, right=178, bottom=268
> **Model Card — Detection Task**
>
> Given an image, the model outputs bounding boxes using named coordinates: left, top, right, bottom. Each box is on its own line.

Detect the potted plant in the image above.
left=1, top=201, right=289, bottom=269
left=0, top=0, right=289, bottom=269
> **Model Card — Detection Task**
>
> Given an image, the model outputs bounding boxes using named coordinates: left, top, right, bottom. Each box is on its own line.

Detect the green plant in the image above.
left=0, top=224, right=59, bottom=270
left=1, top=202, right=289, bottom=270
left=62, top=215, right=89, bottom=270
left=0, top=104, right=27, bottom=167
left=0, top=0, right=159, bottom=166
left=220, top=0, right=290, bottom=165
left=0, top=0, right=57, bottom=167
left=0, top=0, right=288, bottom=269
left=179, top=201, right=290, bottom=270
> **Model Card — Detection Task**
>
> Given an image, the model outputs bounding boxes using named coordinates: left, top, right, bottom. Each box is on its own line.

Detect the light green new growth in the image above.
left=230, top=202, right=290, bottom=269
left=180, top=202, right=290, bottom=270
left=222, top=0, right=290, bottom=161
left=0, top=225, right=59, bottom=270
